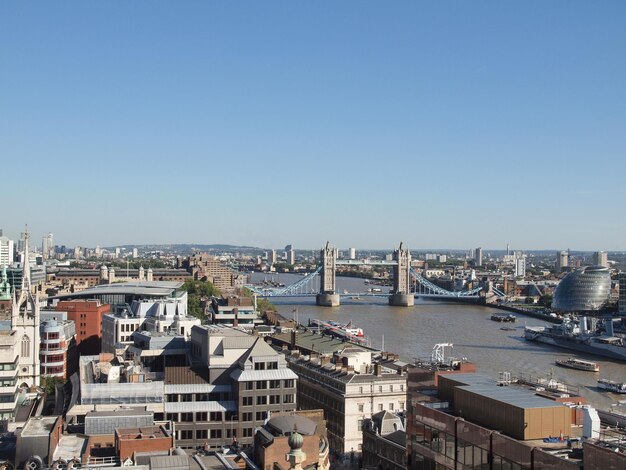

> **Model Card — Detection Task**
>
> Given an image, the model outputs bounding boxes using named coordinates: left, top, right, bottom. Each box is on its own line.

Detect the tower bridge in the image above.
left=246, top=241, right=484, bottom=306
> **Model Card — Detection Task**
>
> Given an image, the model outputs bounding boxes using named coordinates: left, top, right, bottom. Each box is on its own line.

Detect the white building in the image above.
left=0, top=231, right=40, bottom=422
left=556, top=250, right=569, bottom=272
left=0, top=236, right=14, bottom=267
left=474, top=247, right=483, bottom=267
left=349, top=248, right=356, bottom=260
left=593, top=251, right=608, bottom=268
left=101, top=293, right=199, bottom=353
left=515, top=257, right=526, bottom=278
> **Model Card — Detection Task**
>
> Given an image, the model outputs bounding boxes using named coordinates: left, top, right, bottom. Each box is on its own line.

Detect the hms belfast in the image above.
left=524, top=317, right=626, bottom=362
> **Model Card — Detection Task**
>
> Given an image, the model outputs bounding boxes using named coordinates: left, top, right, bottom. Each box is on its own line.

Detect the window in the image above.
left=283, top=379, right=294, bottom=388
left=254, top=362, right=265, bottom=370
left=181, top=412, right=193, bottom=422
left=21, top=336, right=30, bottom=358
left=256, top=380, right=267, bottom=390
left=269, top=380, right=281, bottom=389
left=210, top=429, right=222, bottom=439
left=242, top=412, right=252, bottom=422
left=242, top=428, right=253, bottom=437
left=359, top=386, right=363, bottom=394
left=196, top=429, right=207, bottom=439
left=180, top=430, right=193, bottom=440
left=242, top=396, right=253, bottom=406
left=267, top=361, right=278, bottom=370
left=244, top=381, right=253, bottom=390
left=283, top=394, right=294, bottom=404
left=256, top=411, right=267, bottom=421
left=390, top=385, right=394, bottom=392
left=358, top=419, right=363, bottom=429
left=378, top=404, right=383, bottom=411
left=196, top=412, right=207, bottom=421
left=389, top=403, right=394, bottom=411
left=210, top=412, right=222, bottom=421
left=358, top=404, right=364, bottom=412
left=400, top=402, right=405, bottom=409
left=400, top=384, right=404, bottom=391
left=181, top=394, right=193, bottom=402
left=256, top=396, right=267, bottom=405
left=379, top=385, right=383, bottom=393
left=269, top=394, right=280, bottom=404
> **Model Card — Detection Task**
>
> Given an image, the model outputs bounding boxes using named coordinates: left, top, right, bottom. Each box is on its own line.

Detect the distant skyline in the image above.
left=2, top=2, right=625, bottom=250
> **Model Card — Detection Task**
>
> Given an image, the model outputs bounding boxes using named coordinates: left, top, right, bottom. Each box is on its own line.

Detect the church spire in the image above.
left=21, top=226, right=31, bottom=293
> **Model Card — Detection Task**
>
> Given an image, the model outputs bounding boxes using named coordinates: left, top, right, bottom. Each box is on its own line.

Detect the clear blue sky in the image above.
left=2, top=1, right=625, bottom=251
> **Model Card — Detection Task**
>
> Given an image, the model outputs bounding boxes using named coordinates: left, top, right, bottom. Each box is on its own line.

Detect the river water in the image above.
left=251, top=273, right=626, bottom=410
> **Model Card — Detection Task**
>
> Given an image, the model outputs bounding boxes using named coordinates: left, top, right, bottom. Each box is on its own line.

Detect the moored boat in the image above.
left=597, top=378, right=626, bottom=394
left=555, top=357, right=599, bottom=372
left=491, top=314, right=516, bottom=322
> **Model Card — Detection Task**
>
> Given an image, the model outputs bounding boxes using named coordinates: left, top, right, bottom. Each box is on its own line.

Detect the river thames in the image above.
left=252, top=273, right=626, bottom=410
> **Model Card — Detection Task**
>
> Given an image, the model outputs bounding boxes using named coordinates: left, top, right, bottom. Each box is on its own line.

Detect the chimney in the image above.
left=290, top=330, right=296, bottom=350
left=374, top=363, right=382, bottom=376
left=233, top=307, right=238, bottom=327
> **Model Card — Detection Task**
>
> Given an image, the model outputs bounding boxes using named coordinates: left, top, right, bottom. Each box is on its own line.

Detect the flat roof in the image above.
left=442, top=373, right=565, bottom=409
left=21, top=416, right=59, bottom=437
left=86, top=408, right=152, bottom=418
left=52, top=281, right=183, bottom=299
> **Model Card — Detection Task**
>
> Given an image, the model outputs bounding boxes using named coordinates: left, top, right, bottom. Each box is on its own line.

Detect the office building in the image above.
left=55, top=299, right=111, bottom=355
left=281, top=341, right=408, bottom=458
left=593, top=251, right=608, bottom=268
left=474, top=247, right=483, bottom=267
left=618, top=273, right=626, bottom=316
left=556, top=250, right=569, bottom=272
left=515, top=257, right=526, bottom=278
left=349, top=248, right=356, bottom=260
left=0, top=235, right=14, bottom=267
left=101, top=294, right=198, bottom=353
left=287, top=249, right=296, bottom=265
left=183, top=253, right=247, bottom=292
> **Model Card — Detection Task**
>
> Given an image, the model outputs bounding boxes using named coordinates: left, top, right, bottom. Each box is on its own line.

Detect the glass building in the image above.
left=552, top=266, right=611, bottom=312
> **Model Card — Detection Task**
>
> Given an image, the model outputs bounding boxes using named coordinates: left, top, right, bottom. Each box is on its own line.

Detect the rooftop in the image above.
left=52, top=281, right=184, bottom=299
left=21, top=416, right=60, bottom=437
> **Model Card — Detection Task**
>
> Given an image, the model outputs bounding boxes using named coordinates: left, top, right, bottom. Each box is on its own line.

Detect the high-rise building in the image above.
left=349, top=248, right=356, bottom=260
left=474, top=247, right=483, bottom=267
left=556, top=250, right=569, bottom=272
left=515, top=257, right=526, bottom=278
left=618, top=273, right=626, bottom=315
left=132, top=248, right=139, bottom=259
left=268, top=249, right=277, bottom=266
left=593, top=251, right=608, bottom=268
left=0, top=235, right=14, bottom=267
left=287, top=249, right=296, bottom=265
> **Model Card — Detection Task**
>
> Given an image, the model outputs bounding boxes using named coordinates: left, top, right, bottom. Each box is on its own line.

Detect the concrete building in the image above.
left=14, top=415, right=63, bottom=469
left=349, top=248, right=356, bottom=260
left=362, top=411, right=406, bottom=470
left=0, top=236, right=14, bottom=268
left=287, top=249, right=296, bottom=266
left=593, top=251, right=608, bottom=268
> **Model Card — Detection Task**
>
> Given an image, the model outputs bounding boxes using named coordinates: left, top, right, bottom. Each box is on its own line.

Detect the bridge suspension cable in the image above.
left=409, top=268, right=482, bottom=297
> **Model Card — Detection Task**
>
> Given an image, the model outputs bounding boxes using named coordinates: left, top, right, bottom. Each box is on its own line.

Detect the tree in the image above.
left=180, top=279, right=221, bottom=319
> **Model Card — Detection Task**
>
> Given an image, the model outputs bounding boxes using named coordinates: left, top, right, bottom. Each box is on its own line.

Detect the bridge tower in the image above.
left=316, top=242, right=340, bottom=307
left=389, top=242, right=414, bottom=307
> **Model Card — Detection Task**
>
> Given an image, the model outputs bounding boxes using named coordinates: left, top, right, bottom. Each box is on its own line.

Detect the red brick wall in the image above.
left=57, top=300, right=110, bottom=355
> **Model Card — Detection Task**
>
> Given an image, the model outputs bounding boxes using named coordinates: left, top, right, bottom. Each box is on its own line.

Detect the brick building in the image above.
left=56, top=300, right=110, bottom=355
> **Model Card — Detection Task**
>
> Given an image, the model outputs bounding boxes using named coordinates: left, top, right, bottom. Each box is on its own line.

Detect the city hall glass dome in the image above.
left=552, top=266, right=611, bottom=312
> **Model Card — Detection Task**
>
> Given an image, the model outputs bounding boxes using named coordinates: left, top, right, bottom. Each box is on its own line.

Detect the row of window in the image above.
left=241, top=394, right=293, bottom=406
left=242, top=379, right=295, bottom=390
left=253, top=361, right=279, bottom=370
left=165, top=411, right=223, bottom=422
left=177, top=427, right=252, bottom=440
left=358, top=383, right=404, bottom=394
left=166, top=392, right=229, bottom=402
left=357, top=401, right=404, bottom=413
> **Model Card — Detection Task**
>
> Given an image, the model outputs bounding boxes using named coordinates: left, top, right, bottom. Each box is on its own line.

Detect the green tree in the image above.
left=180, top=279, right=221, bottom=319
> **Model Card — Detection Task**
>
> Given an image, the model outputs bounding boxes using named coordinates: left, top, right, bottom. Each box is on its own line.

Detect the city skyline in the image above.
left=2, top=2, right=626, bottom=250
